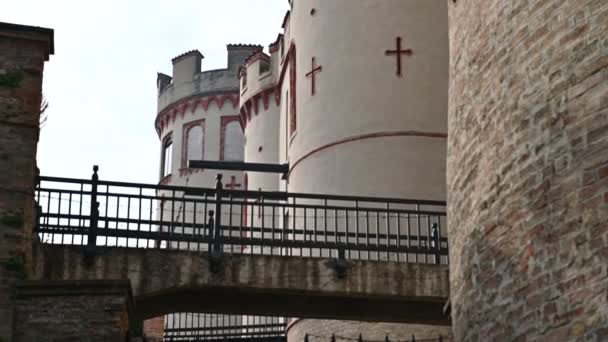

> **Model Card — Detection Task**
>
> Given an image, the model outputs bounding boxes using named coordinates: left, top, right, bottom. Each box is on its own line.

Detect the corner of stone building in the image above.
left=0, top=21, right=53, bottom=341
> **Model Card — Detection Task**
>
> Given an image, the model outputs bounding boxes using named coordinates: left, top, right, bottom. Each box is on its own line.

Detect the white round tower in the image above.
left=239, top=0, right=452, bottom=340
left=150, top=45, right=262, bottom=339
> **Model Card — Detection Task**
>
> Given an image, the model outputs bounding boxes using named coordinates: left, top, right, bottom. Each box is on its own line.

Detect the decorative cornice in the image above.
left=155, top=92, right=239, bottom=137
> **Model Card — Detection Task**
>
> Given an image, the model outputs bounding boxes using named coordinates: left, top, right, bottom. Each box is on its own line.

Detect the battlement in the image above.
left=171, top=49, right=203, bottom=85
left=226, top=44, right=263, bottom=69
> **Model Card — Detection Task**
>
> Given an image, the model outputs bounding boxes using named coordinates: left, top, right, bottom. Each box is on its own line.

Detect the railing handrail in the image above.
left=37, top=175, right=446, bottom=206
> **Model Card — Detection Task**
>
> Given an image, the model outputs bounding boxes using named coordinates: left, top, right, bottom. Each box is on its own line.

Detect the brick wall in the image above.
left=0, top=22, right=53, bottom=341
left=13, top=280, right=132, bottom=342
left=143, top=316, right=165, bottom=341
left=286, top=319, right=452, bottom=342
left=447, top=0, right=608, bottom=340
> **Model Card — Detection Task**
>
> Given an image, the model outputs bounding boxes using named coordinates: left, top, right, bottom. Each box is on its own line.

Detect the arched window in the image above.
left=221, top=117, right=244, bottom=161
left=182, top=120, right=204, bottom=168
left=161, top=134, right=172, bottom=178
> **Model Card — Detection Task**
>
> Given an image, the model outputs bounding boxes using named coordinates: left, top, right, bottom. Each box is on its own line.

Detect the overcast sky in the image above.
left=3, top=0, right=288, bottom=184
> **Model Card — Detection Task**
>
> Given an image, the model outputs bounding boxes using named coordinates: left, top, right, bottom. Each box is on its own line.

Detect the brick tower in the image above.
left=447, top=0, right=608, bottom=340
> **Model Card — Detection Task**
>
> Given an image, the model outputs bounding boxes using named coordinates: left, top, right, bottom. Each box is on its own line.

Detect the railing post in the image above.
left=87, top=165, right=99, bottom=248
left=432, top=223, right=440, bottom=264
left=331, top=334, right=336, bottom=342
left=385, top=335, right=390, bottom=342
left=209, top=174, right=224, bottom=273
left=411, top=334, right=416, bottom=342
left=304, top=334, right=309, bottom=342
left=207, top=210, right=214, bottom=254
left=358, top=334, right=363, bottom=342
left=214, top=174, right=223, bottom=255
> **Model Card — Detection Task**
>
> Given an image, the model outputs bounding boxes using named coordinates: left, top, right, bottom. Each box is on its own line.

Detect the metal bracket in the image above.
left=325, top=258, right=352, bottom=279
left=209, top=249, right=224, bottom=273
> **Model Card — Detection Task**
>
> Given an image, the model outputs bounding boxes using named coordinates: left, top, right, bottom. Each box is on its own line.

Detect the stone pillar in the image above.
left=14, top=280, right=133, bottom=342
left=0, top=22, right=53, bottom=341
left=448, top=1, right=608, bottom=341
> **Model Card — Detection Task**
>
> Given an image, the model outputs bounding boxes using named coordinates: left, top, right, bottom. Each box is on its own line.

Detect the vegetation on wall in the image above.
left=0, top=70, right=24, bottom=88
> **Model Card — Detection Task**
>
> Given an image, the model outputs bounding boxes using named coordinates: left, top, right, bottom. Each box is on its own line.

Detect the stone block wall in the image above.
left=447, top=0, right=608, bottom=340
left=14, top=280, right=133, bottom=342
left=0, top=22, right=53, bottom=341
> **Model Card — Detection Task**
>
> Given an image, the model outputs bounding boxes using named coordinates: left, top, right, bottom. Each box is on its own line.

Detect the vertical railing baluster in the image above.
left=88, top=165, right=99, bottom=248
left=261, top=194, right=265, bottom=255
left=207, top=210, right=214, bottom=257
left=137, top=187, right=142, bottom=248
left=323, top=198, right=328, bottom=258
left=386, top=202, right=390, bottom=260
left=272, top=203, right=276, bottom=256
left=58, top=191, right=63, bottom=245
left=193, top=201, right=198, bottom=252
left=303, top=207, right=307, bottom=257
left=432, top=222, right=440, bottom=264
left=68, top=192, right=73, bottom=245
left=170, top=189, right=175, bottom=249
left=376, top=208, right=380, bottom=260
left=78, top=183, right=84, bottom=245
left=355, top=201, right=360, bottom=260
left=213, top=174, right=223, bottom=255
left=292, top=197, right=296, bottom=257
left=427, top=210, right=432, bottom=263
left=229, top=193, right=233, bottom=253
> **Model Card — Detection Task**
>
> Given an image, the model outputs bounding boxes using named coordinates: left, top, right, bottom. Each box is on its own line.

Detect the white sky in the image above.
left=3, top=0, right=288, bottom=184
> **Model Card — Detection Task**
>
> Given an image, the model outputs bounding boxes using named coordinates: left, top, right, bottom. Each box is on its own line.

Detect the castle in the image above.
left=0, top=0, right=606, bottom=341
left=153, top=0, right=450, bottom=339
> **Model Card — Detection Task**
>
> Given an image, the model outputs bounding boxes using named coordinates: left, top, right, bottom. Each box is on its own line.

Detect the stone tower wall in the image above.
left=0, top=22, right=53, bottom=341
left=447, top=0, right=608, bottom=340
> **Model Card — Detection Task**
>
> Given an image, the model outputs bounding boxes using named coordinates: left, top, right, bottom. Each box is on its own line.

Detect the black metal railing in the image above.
left=163, top=314, right=286, bottom=342
left=35, top=166, right=448, bottom=264
left=302, top=333, right=451, bottom=342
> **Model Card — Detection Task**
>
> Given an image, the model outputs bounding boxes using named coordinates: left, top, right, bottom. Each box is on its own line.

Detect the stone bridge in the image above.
left=32, top=243, right=451, bottom=325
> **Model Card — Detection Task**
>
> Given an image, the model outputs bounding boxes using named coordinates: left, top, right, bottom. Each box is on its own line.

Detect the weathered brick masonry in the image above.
left=13, top=280, right=133, bottom=342
left=0, top=22, right=53, bottom=341
left=447, top=0, right=608, bottom=341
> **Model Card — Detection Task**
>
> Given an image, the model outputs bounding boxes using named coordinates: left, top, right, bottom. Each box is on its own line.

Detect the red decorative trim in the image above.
left=262, top=91, right=269, bottom=110
left=252, top=95, right=259, bottom=115
left=305, top=56, right=322, bottom=96
left=181, top=119, right=205, bottom=170
left=155, top=92, right=239, bottom=136
left=220, top=115, right=241, bottom=160
left=385, top=36, right=413, bottom=77
left=225, top=175, right=242, bottom=190
left=288, top=131, right=448, bottom=176
left=158, top=175, right=172, bottom=186
left=179, top=167, right=204, bottom=178
left=237, top=42, right=296, bottom=132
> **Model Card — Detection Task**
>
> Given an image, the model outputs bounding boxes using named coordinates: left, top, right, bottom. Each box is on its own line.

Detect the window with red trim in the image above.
left=160, top=133, right=173, bottom=178
left=181, top=120, right=205, bottom=169
left=220, top=116, right=244, bottom=161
